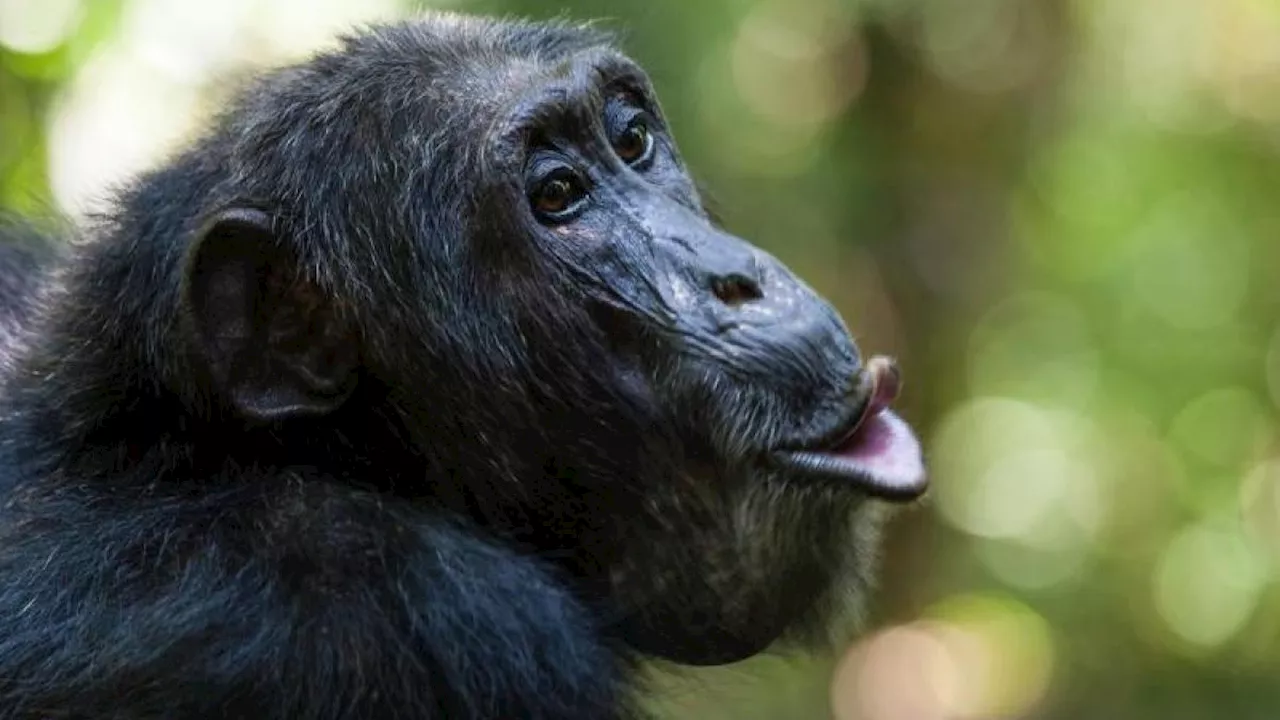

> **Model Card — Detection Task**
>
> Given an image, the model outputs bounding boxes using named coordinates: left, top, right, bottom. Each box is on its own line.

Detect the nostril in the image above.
left=710, top=274, right=762, bottom=307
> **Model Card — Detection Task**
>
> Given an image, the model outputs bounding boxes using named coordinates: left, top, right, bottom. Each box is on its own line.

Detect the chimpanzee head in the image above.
left=177, top=15, right=927, bottom=666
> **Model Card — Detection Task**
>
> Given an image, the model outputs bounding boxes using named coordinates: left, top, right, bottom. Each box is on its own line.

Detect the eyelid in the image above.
left=526, top=152, right=583, bottom=185
left=603, top=80, right=654, bottom=114
left=603, top=95, right=654, bottom=134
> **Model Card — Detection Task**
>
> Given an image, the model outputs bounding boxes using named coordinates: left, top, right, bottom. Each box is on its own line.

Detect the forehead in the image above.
left=444, top=47, right=656, bottom=133
left=261, top=21, right=662, bottom=181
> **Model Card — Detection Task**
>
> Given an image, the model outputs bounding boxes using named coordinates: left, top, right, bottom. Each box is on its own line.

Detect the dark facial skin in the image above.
left=0, top=15, right=926, bottom=718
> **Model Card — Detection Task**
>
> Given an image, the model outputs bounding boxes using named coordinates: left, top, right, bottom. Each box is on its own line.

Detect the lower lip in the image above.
left=772, top=409, right=928, bottom=502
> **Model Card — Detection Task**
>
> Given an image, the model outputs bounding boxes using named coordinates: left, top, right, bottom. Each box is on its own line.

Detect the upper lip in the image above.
left=776, top=368, right=878, bottom=455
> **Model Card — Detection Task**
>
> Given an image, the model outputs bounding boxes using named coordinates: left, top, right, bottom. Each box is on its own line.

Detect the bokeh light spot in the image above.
left=928, top=594, right=1056, bottom=718
left=49, top=47, right=204, bottom=217
left=1130, top=193, right=1249, bottom=331
left=1240, top=460, right=1280, bottom=565
left=832, top=624, right=956, bottom=720
left=46, top=0, right=404, bottom=216
left=1169, top=387, right=1271, bottom=469
left=694, top=47, right=827, bottom=178
left=1266, top=325, right=1280, bottom=412
left=730, top=0, right=866, bottom=130
left=1097, top=0, right=1232, bottom=131
left=917, top=0, right=1043, bottom=94
left=122, top=0, right=254, bottom=83
left=1205, top=0, right=1280, bottom=124
left=0, top=0, right=82, bottom=55
left=1023, top=129, right=1151, bottom=280
left=976, top=537, right=1089, bottom=590
left=932, top=398, right=1105, bottom=553
left=967, top=292, right=1100, bottom=405
left=1154, top=522, right=1266, bottom=649
left=833, top=594, right=1054, bottom=720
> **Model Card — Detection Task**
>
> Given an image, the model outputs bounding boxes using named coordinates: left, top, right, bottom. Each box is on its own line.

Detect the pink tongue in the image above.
left=830, top=410, right=925, bottom=492
left=830, top=357, right=926, bottom=495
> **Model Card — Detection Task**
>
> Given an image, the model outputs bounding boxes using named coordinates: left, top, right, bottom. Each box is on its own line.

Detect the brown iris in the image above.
left=613, top=121, right=652, bottom=165
left=530, top=170, right=586, bottom=217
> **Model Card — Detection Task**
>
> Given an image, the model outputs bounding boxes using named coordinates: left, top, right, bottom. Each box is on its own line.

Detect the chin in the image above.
left=779, top=499, right=896, bottom=654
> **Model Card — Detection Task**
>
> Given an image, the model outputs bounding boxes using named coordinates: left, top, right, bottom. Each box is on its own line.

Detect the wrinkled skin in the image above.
left=0, top=14, right=924, bottom=719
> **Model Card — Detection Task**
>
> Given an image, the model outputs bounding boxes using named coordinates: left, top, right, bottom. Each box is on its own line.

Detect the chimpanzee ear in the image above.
left=182, top=207, right=358, bottom=422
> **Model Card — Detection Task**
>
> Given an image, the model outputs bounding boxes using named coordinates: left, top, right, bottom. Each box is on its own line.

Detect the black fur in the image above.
left=0, top=14, right=908, bottom=719
left=0, top=220, right=59, bottom=336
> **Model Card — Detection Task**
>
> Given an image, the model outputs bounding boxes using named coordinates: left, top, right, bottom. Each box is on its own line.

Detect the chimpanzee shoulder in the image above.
left=0, top=218, right=60, bottom=327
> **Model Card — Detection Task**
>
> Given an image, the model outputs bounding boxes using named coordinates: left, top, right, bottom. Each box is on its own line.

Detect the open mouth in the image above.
left=772, top=356, right=928, bottom=502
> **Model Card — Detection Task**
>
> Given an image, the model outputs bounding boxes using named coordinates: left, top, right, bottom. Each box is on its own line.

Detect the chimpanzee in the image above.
left=0, top=14, right=927, bottom=720
left=0, top=221, right=60, bottom=364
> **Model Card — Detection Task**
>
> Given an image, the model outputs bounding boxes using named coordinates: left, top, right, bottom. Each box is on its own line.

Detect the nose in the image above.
left=697, top=233, right=766, bottom=309
left=696, top=236, right=849, bottom=346
left=709, top=272, right=762, bottom=307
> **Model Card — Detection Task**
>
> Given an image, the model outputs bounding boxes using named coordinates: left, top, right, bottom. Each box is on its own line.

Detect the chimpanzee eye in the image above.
left=529, top=166, right=588, bottom=221
left=613, top=119, right=653, bottom=166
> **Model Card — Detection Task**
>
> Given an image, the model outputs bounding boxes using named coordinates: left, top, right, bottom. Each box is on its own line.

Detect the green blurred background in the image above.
left=3, top=0, right=1280, bottom=717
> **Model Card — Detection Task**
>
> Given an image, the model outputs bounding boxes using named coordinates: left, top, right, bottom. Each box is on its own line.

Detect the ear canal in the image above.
left=183, top=207, right=358, bottom=422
